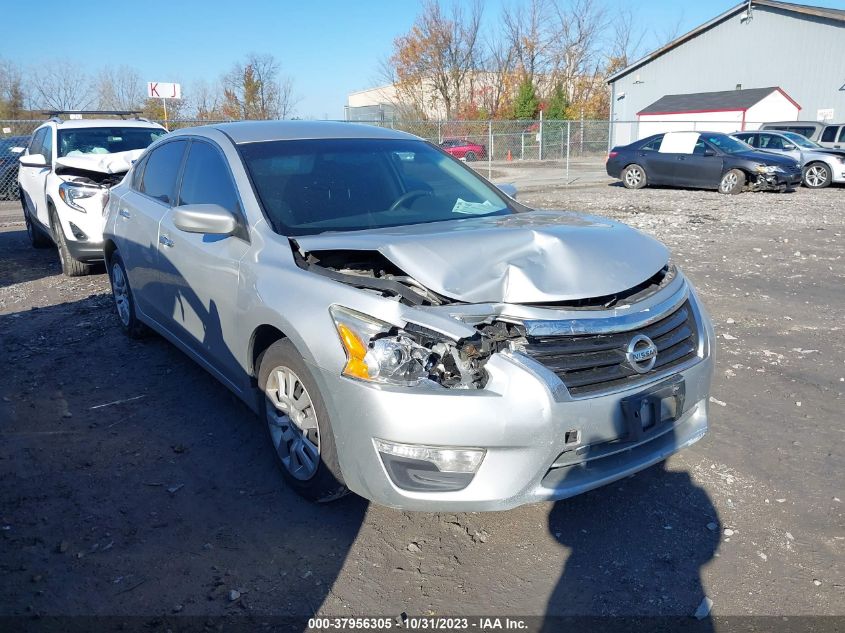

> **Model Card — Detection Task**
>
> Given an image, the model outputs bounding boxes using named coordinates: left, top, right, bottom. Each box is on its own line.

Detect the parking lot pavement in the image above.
left=0, top=184, right=843, bottom=622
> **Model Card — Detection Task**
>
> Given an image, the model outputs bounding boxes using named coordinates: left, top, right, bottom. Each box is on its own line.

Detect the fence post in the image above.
left=566, top=120, right=571, bottom=182
left=521, top=131, right=525, bottom=160
left=487, top=120, right=492, bottom=180
left=579, top=113, right=584, bottom=155
left=538, top=110, right=544, bottom=160
left=438, top=120, right=442, bottom=144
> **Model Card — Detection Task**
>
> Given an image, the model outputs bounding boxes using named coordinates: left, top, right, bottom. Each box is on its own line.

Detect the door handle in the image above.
left=118, top=208, right=131, bottom=219
left=159, top=234, right=174, bottom=248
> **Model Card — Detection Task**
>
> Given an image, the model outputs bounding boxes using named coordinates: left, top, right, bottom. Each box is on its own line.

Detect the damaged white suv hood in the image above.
left=295, top=211, right=669, bottom=304
left=55, top=149, right=144, bottom=175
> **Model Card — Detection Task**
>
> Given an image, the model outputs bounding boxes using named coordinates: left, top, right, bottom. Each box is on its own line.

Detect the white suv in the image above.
left=18, top=116, right=166, bottom=276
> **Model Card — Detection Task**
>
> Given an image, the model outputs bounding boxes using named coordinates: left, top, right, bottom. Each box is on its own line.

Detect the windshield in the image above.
left=57, top=127, right=166, bottom=158
left=700, top=133, right=751, bottom=154
left=782, top=131, right=818, bottom=149
left=239, top=138, right=513, bottom=236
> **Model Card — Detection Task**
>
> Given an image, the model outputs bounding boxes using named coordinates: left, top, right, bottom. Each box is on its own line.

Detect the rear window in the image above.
left=57, top=127, right=166, bottom=158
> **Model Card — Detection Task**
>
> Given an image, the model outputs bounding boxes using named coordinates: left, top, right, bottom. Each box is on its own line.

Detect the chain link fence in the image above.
left=2, top=116, right=774, bottom=199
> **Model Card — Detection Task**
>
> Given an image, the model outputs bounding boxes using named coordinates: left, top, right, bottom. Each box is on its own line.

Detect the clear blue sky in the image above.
left=4, top=0, right=843, bottom=119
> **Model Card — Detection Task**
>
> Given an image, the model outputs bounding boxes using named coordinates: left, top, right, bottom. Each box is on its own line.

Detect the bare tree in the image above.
left=95, top=65, right=145, bottom=111
left=501, top=0, right=552, bottom=84
left=190, top=79, right=224, bottom=120
left=0, top=58, right=26, bottom=119
left=221, top=53, right=299, bottom=119
left=31, top=61, right=94, bottom=111
left=390, top=0, right=484, bottom=119
left=549, top=0, right=608, bottom=105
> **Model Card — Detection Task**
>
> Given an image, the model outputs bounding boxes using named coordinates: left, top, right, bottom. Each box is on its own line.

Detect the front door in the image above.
left=156, top=139, right=250, bottom=389
left=18, top=127, right=52, bottom=226
left=673, top=140, right=723, bottom=188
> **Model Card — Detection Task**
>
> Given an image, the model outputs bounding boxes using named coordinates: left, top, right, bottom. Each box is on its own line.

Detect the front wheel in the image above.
left=465, top=151, right=477, bottom=162
left=50, top=209, right=91, bottom=276
left=719, top=169, right=745, bottom=195
left=802, top=162, right=831, bottom=189
left=23, top=201, right=51, bottom=248
left=258, top=339, right=347, bottom=503
left=621, top=164, right=647, bottom=189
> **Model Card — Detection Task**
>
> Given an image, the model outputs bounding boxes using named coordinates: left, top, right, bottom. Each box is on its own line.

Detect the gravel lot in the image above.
left=1, top=180, right=843, bottom=626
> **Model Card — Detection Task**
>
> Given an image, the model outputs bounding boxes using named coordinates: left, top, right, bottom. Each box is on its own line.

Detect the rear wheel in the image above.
left=50, top=208, right=91, bottom=277
left=718, top=169, right=745, bottom=195
left=802, top=162, right=831, bottom=189
left=258, top=339, right=347, bottom=503
left=621, top=164, right=647, bottom=189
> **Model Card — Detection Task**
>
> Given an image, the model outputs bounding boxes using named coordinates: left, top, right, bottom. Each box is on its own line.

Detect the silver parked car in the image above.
left=103, top=121, right=715, bottom=511
left=733, top=130, right=845, bottom=188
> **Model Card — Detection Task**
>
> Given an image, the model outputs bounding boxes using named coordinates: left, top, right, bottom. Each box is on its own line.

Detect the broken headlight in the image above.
left=330, top=306, right=437, bottom=386
left=756, top=165, right=783, bottom=174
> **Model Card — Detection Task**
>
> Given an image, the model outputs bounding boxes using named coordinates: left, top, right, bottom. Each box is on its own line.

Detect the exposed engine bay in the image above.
left=295, top=242, right=673, bottom=390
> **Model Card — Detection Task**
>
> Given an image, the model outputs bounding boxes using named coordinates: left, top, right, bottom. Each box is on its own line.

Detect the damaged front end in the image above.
left=296, top=240, right=679, bottom=393
left=55, top=150, right=139, bottom=214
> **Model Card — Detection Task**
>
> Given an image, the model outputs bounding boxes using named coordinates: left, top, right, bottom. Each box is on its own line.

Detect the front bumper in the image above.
left=757, top=170, right=802, bottom=190
left=311, top=291, right=715, bottom=512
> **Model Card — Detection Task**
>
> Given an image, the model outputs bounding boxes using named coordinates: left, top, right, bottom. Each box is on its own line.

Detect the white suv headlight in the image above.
left=58, top=182, right=101, bottom=212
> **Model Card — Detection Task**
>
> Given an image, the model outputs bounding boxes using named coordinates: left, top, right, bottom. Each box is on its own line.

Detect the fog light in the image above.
left=68, top=222, right=88, bottom=240
left=374, top=439, right=485, bottom=492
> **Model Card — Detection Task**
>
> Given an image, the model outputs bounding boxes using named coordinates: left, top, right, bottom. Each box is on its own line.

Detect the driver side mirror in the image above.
left=782, top=143, right=797, bottom=151
left=703, top=149, right=716, bottom=157
left=19, top=153, right=47, bottom=168
left=172, top=204, right=238, bottom=235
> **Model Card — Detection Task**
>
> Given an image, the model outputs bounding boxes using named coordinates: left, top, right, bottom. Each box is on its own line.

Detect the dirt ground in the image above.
left=1, top=179, right=843, bottom=627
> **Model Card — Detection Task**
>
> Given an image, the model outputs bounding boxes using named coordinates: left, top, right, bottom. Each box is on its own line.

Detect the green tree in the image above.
left=511, top=77, right=539, bottom=119
left=545, top=83, right=570, bottom=120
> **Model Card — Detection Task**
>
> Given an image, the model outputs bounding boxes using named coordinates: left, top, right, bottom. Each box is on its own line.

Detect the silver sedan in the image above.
left=733, top=130, right=845, bottom=188
left=103, top=121, right=715, bottom=511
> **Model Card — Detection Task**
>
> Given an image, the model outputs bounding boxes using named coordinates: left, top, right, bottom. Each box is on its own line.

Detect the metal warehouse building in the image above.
left=608, top=0, right=845, bottom=146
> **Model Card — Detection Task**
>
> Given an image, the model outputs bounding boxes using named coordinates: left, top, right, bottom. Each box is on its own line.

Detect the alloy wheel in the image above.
left=805, top=165, right=828, bottom=188
left=111, top=263, right=131, bottom=327
left=625, top=167, right=642, bottom=187
left=720, top=172, right=738, bottom=193
left=265, top=366, right=321, bottom=481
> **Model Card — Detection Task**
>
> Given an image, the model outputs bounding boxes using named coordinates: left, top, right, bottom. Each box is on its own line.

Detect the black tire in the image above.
left=718, top=169, right=745, bottom=195
left=621, top=164, right=647, bottom=189
left=257, top=339, right=347, bottom=503
left=107, top=251, right=148, bottom=339
left=50, top=207, right=91, bottom=277
left=22, top=198, right=51, bottom=248
left=464, top=151, right=477, bottom=162
left=802, top=162, right=832, bottom=189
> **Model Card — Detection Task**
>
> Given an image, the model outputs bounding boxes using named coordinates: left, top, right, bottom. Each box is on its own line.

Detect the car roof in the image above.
left=171, top=120, right=419, bottom=144
left=38, top=119, right=166, bottom=130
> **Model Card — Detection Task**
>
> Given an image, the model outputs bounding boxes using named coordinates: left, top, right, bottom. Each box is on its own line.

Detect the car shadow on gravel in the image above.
left=0, top=295, right=369, bottom=620
left=0, top=229, right=64, bottom=288
left=542, top=430, right=720, bottom=630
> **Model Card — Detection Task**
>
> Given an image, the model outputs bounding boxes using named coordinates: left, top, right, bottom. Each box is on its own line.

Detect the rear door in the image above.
left=635, top=136, right=675, bottom=184
left=113, top=139, right=188, bottom=322
left=156, top=139, right=250, bottom=388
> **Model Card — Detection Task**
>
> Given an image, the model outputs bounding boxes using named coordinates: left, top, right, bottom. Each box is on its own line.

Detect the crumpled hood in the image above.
left=55, top=149, right=144, bottom=174
left=295, top=211, right=669, bottom=303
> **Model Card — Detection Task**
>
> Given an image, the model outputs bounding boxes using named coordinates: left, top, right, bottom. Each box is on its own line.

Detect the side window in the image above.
left=139, top=140, right=187, bottom=205
left=177, top=141, right=241, bottom=214
left=28, top=128, right=47, bottom=156
left=131, top=154, right=149, bottom=191
left=760, top=134, right=783, bottom=150
left=641, top=136, right=663, bottom=151
left=838, top=127, right=845, bottom=143
left=821, top=127, right=838, bottom=143
left=739, top=134, right=757, bottom=148
left=41, top=129, right=53, bottom=162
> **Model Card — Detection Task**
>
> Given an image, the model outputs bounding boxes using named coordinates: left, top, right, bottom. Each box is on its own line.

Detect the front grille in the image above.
left=523, top=300, right=699, bottom=397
